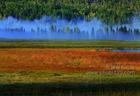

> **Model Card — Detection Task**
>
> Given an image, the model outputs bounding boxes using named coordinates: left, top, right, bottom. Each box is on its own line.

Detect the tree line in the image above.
left=0, top=0, right=140, bottom=24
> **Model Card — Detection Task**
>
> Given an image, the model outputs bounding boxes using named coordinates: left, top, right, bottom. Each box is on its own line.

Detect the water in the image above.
left=1, top=82, right=140, bottom=96
left=112, top=49, right=140, bottom=52
left=0, top=16, right=140, bottom=41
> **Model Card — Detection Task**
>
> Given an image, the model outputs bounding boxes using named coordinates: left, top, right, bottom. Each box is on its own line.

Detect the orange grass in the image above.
left=0, top=48, right=140, bottom=73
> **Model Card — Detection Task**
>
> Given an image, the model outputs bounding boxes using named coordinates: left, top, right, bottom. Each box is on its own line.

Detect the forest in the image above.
left=0, top=0, right=140, bottom=23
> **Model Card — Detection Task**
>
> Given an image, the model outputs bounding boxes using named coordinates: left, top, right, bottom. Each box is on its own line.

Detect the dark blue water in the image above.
left=112, top=49, right=140, bottom=52
left=0, top=16, right=140, bottom=40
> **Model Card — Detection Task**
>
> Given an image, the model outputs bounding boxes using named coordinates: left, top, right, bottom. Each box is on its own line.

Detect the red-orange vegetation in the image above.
left=0, top=49, right=140, bottom=73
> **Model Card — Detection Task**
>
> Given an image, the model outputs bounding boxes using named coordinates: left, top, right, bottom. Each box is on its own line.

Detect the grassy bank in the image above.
left=0, top=40, right=140, bottom=49
left=0, top=72, right=140, bottom=84
left=0, top=72, right=140, bottom=96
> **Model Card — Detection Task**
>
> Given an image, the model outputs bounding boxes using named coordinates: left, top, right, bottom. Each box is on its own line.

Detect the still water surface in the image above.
left=112, top=49, right=140, bottom=52
left=2, top=83, right=140, bottom=96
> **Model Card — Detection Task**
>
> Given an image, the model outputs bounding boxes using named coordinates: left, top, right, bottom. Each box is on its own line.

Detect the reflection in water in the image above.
left=1, top=83, right=140, bottom=96
left=0, top=16, right=140, bottom=40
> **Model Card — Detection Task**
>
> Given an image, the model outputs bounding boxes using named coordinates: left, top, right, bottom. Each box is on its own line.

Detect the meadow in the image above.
left=0, top=48, right=140, bottom=73
left=0, top=42, right=140, bottom=95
